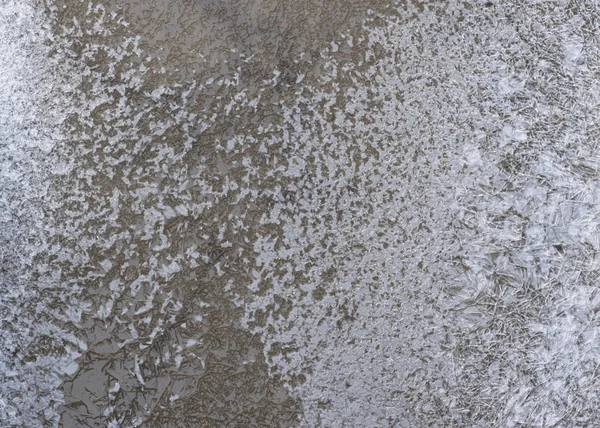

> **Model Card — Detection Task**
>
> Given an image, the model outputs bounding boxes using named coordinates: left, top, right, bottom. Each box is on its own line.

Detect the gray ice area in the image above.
left=3, top=0, right=600, bottom=427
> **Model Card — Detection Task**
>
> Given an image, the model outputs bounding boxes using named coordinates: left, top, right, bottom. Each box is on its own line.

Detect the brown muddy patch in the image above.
left=41, top=0, right=396, bottom=426
left=114, top=0, right=395, bottom=80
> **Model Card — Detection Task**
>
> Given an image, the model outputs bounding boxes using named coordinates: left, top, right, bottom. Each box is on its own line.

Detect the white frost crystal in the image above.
left=0, top=0, right=76, bottom=426
left=241, top=1, right=600, bottom=426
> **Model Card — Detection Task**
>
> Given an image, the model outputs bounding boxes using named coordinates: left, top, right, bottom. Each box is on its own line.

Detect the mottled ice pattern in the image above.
left=5, top=0, right=600, bottom=426
left=0, top=1, right=79, bottom=426
left=242, top=2, right=600, bottom=426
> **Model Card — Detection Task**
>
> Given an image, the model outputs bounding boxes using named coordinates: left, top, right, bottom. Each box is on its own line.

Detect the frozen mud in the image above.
left=3, top=0, right=600, bottom=427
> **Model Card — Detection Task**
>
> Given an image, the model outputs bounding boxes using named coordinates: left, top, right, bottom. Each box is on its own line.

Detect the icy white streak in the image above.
left=0, top=1, right=76, bottom=426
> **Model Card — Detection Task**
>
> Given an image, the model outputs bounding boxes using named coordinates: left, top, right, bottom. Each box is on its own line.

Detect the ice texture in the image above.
left=0, top=0, right=78, bottom=426
left=5, top=0, right=600, bottom=426
left=240, top=1, right=600, bottom=426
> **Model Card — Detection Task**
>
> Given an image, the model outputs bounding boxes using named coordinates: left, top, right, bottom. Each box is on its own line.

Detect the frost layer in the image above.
left=241, top=1, right=600, bottom=426
left=0, top=0, right=75, bottom=426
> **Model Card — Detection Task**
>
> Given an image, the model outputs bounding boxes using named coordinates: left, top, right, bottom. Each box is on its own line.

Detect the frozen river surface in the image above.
left=3, top=0, right=600, bottom=426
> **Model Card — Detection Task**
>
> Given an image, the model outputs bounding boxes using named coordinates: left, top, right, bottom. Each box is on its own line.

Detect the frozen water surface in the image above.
left=5, top=0, right=600, bottom=426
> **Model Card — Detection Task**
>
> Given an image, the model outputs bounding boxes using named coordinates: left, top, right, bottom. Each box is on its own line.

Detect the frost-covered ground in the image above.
left=0, top=1, right=83, bottom=426
left=5, top=0, right=600, bottom=426
left=243, top=1, right=600, bottom=425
